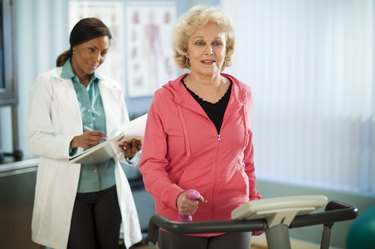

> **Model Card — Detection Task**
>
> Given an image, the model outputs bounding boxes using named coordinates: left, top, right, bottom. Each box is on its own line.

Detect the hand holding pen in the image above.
left=70, top=126, right=107, bottom=150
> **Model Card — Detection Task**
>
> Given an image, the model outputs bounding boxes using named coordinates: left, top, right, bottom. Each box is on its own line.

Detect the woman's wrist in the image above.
left=70, top=136, right=79, bottom=149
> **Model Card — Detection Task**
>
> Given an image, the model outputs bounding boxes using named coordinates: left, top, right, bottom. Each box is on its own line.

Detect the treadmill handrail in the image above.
left=147, top=200, right=358, bottom=244
left=290, top=200, right=358, bottom=229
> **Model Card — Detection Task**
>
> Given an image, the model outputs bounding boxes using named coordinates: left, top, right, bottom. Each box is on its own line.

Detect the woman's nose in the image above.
left=205, top=46, right=213, bottom=55
left=93, top=52, right=103, bottom=62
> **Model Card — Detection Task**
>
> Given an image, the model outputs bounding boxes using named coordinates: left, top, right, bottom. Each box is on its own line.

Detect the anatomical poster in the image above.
left=125, top=2, right=177, bottom=97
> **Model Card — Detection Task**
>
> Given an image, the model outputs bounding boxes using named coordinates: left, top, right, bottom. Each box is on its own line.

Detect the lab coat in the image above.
left=28, top=67, right=142, bottom=249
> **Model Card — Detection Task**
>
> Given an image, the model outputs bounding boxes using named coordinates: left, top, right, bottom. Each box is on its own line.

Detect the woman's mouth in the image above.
left=88, top=64, right=98, bottom=70
left=201, top=59, right=215, bottom=65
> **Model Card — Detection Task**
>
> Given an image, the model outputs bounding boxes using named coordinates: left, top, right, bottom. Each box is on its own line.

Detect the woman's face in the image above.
left=186, top=22, right=226, bottom=78
left=71, top=35, right=110, bottom=84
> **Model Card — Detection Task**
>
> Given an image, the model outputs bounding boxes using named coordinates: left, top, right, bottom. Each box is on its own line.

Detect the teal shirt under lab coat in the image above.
left=61, top=60, right=115, bottom=193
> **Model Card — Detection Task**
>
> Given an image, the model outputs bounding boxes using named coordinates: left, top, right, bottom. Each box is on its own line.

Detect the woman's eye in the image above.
left=212, top=41, right=223, bottom=47
left=194, top=40, right=205, bottom=46
left=88, top=47, right=95, bottom=53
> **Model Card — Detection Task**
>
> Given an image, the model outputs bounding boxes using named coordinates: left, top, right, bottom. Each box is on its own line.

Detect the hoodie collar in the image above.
left=163, top=73, right=247, bottom=111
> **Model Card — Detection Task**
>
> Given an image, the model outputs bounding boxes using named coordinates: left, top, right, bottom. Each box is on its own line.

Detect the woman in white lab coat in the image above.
left=28, top=17, right=142, bottom=249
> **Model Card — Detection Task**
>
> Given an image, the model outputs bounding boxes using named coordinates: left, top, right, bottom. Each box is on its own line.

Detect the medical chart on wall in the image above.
left=69, top=1, right=126, bottom=93
left=125, top=2, right=177, bottom=97
left=69, top=1, right=176, bottom=97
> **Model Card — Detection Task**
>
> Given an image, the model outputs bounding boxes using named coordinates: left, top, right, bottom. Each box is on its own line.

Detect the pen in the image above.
left=84, top=126, right=107, bottom=141
left=83, top=126, right=94, bottom=132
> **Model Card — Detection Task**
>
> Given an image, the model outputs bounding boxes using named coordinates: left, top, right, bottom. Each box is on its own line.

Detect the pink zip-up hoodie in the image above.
left=139, top=73, right=261, bottom=226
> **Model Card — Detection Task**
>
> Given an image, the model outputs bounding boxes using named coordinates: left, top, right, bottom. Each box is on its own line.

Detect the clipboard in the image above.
left=69, top=113, right=147, bottom=164
left=69, top=133, right=125, bottom=164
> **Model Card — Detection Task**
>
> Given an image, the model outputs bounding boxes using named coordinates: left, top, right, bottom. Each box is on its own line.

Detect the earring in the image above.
left=185, top=57, right=190, bottom=68
left=220, top=58, right=228, bottom=71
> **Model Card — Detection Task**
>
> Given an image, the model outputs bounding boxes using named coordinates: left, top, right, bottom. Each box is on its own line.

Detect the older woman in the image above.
left=139, top=6, right=261, bottom=249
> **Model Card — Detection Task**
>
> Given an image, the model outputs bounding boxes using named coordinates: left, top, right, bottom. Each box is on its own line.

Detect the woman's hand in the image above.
left=71, top=130, right=107, bottom=149
left=119, top=139, right=142, bottom=158
left=177, top=191, right=207, bottom=216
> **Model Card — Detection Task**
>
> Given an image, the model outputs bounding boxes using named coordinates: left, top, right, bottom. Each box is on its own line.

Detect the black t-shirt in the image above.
left=182, top=80, right=232, bottom=134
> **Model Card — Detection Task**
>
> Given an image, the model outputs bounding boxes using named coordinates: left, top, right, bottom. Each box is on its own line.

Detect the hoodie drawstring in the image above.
left=176, top=105, right=192, bottom=157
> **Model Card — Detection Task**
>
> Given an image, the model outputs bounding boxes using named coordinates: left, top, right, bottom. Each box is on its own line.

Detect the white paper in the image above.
left=69, top=113, right=148, bottom=164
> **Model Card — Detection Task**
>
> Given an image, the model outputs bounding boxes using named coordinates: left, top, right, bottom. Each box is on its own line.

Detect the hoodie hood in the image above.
left=162, top=73, right=249, bottom=108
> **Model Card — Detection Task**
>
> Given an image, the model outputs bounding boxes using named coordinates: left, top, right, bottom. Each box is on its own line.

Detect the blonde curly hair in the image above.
left=171, top=6, right=235, bottom=70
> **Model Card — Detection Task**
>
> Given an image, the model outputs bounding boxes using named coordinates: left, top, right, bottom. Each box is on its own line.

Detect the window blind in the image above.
left=221, top=0, right=374, bottom=196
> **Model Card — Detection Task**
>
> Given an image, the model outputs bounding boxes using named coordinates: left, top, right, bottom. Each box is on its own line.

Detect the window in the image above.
left=0, top=0, right=16, bottom=106
left=222, top=0, right=375, bottom=196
